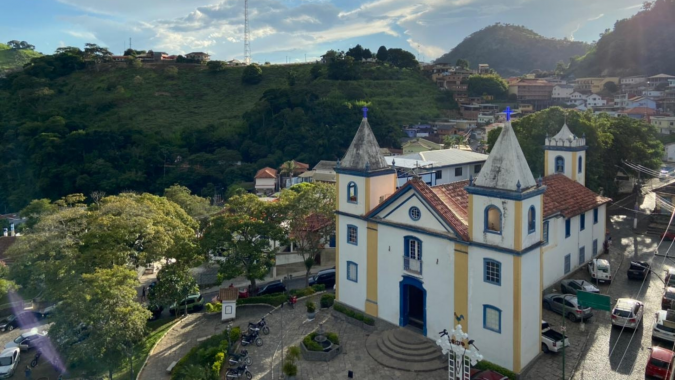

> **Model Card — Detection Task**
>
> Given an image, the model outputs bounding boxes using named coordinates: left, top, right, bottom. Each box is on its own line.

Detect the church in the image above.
left=334, top=109, right=610, bottom=373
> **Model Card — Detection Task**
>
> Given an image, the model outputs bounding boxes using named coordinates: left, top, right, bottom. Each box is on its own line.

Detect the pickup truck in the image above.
left=627, top=261, right=650, bottom=280
left=541, top=320, right=570, bottom=354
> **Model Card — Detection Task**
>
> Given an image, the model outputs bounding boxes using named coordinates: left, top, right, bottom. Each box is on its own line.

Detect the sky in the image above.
left=1, top=0, right=645, bottom=64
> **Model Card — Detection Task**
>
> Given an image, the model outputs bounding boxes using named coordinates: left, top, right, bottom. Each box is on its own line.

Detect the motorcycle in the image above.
left=247, top=317, right=270, bottom=335
left=241, top=330, right=263, bottom=347
left=225, top=364, right=253, bottom=380
left=31, top=350, right=41, bottom=368
left=228, top=349, right=252, bottom=366
left=286, top=294, right=297, bottom=309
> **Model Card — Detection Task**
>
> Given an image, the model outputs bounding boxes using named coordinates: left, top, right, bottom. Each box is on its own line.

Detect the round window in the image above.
left=409, top=206, right=421, bottom=221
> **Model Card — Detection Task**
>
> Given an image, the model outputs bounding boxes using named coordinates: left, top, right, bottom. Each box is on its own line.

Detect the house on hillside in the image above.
left=619, top=107, right=658, bottom=120
left=298, top=161, right=338, bottom=184
left=586, top=94, right=607, bottom=108
left=552, top=84, right=574, bottom=102
left=254, top=167, right=278, bottom=194
left=391, top=148, right=489, bottom=186
left=626, top=96, right=656, bottom=110
left=652, top=116, right=675, bottom=134
left=649, top=74, right=675, bottom=86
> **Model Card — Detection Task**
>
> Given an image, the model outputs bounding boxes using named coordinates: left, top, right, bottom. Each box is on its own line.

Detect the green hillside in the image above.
left=0, top=44, right=41, bottom=72
left=436, top=24, right=590, bottom=77
left=0, top=56, right=455, bottom=211
left=566, top=0, right=675, bottom=77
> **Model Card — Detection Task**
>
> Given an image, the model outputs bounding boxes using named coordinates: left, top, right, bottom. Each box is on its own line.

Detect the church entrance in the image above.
left=399, top=276, right=427, bottom=336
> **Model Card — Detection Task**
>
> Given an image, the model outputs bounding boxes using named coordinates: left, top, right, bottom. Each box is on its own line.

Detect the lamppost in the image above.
left=225, top=322, right=233, bottom=355
left=436, top=324, right=483, bottom=380
left=559, top=293, right=576, bottom=380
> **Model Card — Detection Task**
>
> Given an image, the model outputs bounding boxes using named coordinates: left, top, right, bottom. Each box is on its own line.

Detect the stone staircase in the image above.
left=366, top=328, right=447, bottom=372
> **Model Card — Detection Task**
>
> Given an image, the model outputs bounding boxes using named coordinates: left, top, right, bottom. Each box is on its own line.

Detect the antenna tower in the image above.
left=244, top=0, right=251, bottom=64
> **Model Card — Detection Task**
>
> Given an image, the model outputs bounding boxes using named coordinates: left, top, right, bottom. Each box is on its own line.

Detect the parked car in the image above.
left=653, top=310, right=675, bottom=343
left=627, top=261, right=651, bottom=280
left=588, top=259, right=612, bottom=283
left=0, top=312, right=38, bottom=332
left=147, top=304, right=164, bottom=321
left=560, top=279, right=599, bottom=295
left=469, top=368, right=508, bottom=380
left=646, top=346, right=675, bottom=379
left=0, top=347, right=20, bottom=379
left=169, top=294, right=204, bottom=315
left=665, top=269, right=675, bottom=289
left=256, top=281, right=286, bottom=296
left=5, top=331, right=48, bottom=352
left=543, top=294, right=593, bottom=322
left=308, top=268, right=336, bottom=289
left=611, top=298, right=644, bottom=329
left=541, top=320, right=570, bottom=354
left=663, top=288, right=675, bottom=310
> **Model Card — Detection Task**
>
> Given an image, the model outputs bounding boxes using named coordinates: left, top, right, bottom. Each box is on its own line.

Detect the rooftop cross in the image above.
left=505, top=106, right=511, bottom=121
left=362, top=107, right=368, bottom=119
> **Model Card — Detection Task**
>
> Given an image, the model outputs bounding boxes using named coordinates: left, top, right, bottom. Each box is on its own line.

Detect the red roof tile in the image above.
left=255, top=167, right=277, bottom=179
left=541, top=174, right=611, bottom=218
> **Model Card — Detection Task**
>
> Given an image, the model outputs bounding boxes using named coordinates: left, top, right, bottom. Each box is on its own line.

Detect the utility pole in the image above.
left=129, top=37, right=132, bottom=51
left=634, top=169, right=641, bottom=229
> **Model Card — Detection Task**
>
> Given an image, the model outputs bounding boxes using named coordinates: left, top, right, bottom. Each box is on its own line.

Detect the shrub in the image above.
left=311, top=284, right=326, bottom=292
left=205, top=302, right=222, bottom=313
left=306, top=300, right=316, bottom=313
left=333, top=303, right=375, bottom=326
left=242, top=64, right=262, bottom=84
left=290, top=287, right=316, bottom=297
left=237, top=293, right=286, bottom=307
left=355, top=313, right=364, bottom=322
left=320, top=294, right=334, bottom=308
left=303, top=334, right=323, bottom=351
left=474, top=360, right=517, bottom=380
left=282, top=361, right=298, bottom=376
left=333, top=304, right=346, bottom=313
left=363, top=317, right=375, bottom=326
left=287, top=345, right=301, bottom=361
left=283, top=345, right=301, bottom=375
left=164, top=66, right=178, bottom=78
left=229, top=326, right=241, bottom=343
left=171, top=327, right=239, bottom=380
left=326, top=332, right=339, bottom=345
left=211, top=352, right=225, bottom=374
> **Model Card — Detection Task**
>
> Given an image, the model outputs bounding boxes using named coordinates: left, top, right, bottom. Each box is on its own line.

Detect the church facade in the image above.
left=335, top=111, right=610, bottom=373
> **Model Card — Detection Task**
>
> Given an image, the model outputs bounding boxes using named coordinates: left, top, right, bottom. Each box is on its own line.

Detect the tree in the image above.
left=19, top=198, right=58, bottom=229
left=386, top=48, right=418, bottom=69
left=49, top=266, right=150, bottom=380
left=83, top=43, right=112, bottom=71
left=279, top=183, right=335, bottom=287
left=443, top=134, right=465, bottom=148
left=456, top=59, right=470, bottom=70
left=242, top=64, right=263, bottom=84
left=467, top=74, right=508, bottom=99
left=376, top=46, right=388, bottom=62
left=6, top=40, right=20, bottom=49
left=164, top=184, right=216, bottom=220
left=280, top=160, right=296, bottom=188
left=287, top=70, right=297, bottom=87
left=164, top=66, right=178, bottom=78
left=207, top=60, right=228, bottom=72
left=346, top=44, right=365, bottom=61
left=603, top=81, right=618, bottom=93
left=310, top=63, right=323, bottom=80
left=363, top=48, right=373, bottom=60
left=201, top=194, right=287, bottom=290
left=148, top=263, right=198, bottom=317
left=128, top=58, right=142, bottom=68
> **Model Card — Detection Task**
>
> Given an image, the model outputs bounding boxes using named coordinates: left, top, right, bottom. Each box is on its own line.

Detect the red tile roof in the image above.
left=541, top=174, right=611, bottom=218
left=255, top=167, right=277, bottom=179
left=620, top=107, right=657, bottom=115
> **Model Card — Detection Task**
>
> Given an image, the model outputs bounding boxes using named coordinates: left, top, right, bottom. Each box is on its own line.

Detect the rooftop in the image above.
left=255, top=167, right=277, bottom=179
left=312, top=160, right=337, bottom=172
left=398, top=148, right=488, bottom=168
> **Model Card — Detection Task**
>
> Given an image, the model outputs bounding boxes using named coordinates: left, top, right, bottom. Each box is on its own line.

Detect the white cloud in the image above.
left=587, top=13, right=604, bottom=21
left=406, top=38, right=445, bottom=61
left=66, top=30, right=98, bottom=40
left=569, top=24, right=580, bottom=41
left=621, top=3, right=642, bottom=10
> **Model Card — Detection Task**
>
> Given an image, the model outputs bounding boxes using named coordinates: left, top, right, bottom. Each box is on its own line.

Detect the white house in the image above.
left=389, top=149, right=489, bottom=187
left=478, top=113, right=496, bottom=124
left=620, top=76, right=647, bottom=86
left=665, top=143, right=675, bottom=162
left=254, top=167, right=277, bottom=194
left=643, top=90, right=664, bottom=97
left=586, top=94, right=607, bottom=108
left=335, top=111, right=609, bottom=374
left=552, top=85, right=574, bottom=101
left=652, top=116, right=675, bottom=135
left=669, top=79, right=675, bottom=87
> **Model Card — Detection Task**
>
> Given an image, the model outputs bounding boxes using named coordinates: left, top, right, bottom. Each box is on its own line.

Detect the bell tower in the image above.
left=544, top=119, right=587, bottom=186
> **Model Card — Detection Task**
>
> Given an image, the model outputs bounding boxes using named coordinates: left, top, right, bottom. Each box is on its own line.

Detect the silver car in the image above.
left=560, top=279, right=600, bottom=295
left=543, top=293, right=593, bottom=322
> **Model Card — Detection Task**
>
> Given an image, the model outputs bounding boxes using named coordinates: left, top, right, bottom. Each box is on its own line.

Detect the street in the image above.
left=201, top=275, right=312, bottom=302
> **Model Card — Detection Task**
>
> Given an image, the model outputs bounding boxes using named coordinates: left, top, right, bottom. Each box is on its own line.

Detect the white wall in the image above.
left=368, top=174, right=397, bottom=213
left=546, top=151, right=572, bottom=179
left=520, top=250, right=541, bottom=370
left=275, top=252, right=305, bottom=265
left=521, top=196, right=542, bottom=249
left=378, top=193, right=450, bottom=233
left=255, top=178, right=275, bottom=190
left=435, top=163, right=483, bottom=185
left=337, top=215, right=368, bottom=311
left=338, top=175, right=366, bottom=216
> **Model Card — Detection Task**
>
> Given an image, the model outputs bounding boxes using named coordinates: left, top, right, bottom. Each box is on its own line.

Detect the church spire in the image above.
left=474, top=107, right=536, bottom=191
left=339, top=108, right=389, bottom=172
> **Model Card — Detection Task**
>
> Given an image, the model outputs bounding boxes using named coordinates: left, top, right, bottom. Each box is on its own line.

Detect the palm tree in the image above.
left=280, top=160, right=297, bottom=189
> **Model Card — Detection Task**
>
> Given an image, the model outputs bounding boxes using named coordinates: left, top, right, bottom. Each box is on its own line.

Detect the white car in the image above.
left=0, top=347, right=20, bottom=379
left=4, top=329, right=47, bottom=350
left=653, top=310, right=675, bottom=342
left=588, top=259, right=612, bottom=283
left=611, top=298, right=644, bottom=329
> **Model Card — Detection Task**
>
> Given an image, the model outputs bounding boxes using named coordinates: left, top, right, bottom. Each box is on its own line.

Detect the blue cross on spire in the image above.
left=505, top=106, right=511, bottom=121
left=362, top=107, right=368, bottom=119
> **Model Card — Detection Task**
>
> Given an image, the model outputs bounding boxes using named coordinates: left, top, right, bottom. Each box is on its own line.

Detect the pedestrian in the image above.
left=24, top=365, right=31, bottom=380
left=141, top=286, right=146, bottom=301
left=608, top=235, right=613, bottom=247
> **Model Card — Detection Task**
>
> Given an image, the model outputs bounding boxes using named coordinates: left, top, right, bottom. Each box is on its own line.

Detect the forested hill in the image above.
left=435, top=24, right=590, bottom=76
left=566, top=0, right=675, bottom=77
left=0, top=55, right=455, bottom=211
left=0, top=43, right=41, bottom=73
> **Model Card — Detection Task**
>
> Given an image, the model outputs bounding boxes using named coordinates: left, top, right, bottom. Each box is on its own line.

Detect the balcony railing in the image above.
left=404, top=256, right=422, bottom=275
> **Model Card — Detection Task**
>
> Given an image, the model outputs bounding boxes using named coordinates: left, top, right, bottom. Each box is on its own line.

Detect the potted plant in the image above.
left=306, top=300, right=316, bottom=319
left=283, top=346, right=301, bottom=379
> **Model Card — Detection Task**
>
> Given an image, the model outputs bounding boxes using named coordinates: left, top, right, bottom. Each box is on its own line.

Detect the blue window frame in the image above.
left=564, top=254, right=571, bottom=274
left=555, top=156, right=565, bottom=173
left=347, top=261, right=358, bottom=282
left=580, top=214, right=586, bottom=231
left=579, top=246, right=585, bottom=265
left=483, top=259, right=501, bottom=286
left=409, top=206, right=421, bottom=221
left=565, top=219, right=571, bottom=238
left=593, top=239, right=598, bottom=256
left=347, top=225, right=358, bottom=245
left=347, top=182, right=357, bottom=203
left=528, top=206, right=536, bottom=234
left=404, top=236, right=423, bottom=274
left=593, top=208, right=598, bottom=224
left=483, top=305, right=501, bottom=333
left=543, top=221, right=550, bottom=245
left=485, top=206, right=502, bottom=234
left=578, top=156, right=583, bottom=173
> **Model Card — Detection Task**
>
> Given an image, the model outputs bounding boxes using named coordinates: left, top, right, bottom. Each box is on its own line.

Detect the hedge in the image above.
left=320, top=294, right=335, bottom=308
left=205, top=302, right=221, bottom=313
left=474, top=360, right=517, bottom=380
left=303, top=331, right=339, bottom=351
left=171, top=327, right=241, bottom=380
left=334, top=304, right=375, bottom=325
left=237, top=293, right=287, bottom=307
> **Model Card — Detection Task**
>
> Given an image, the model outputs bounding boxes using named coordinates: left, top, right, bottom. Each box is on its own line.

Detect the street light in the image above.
left=558, top=293, right=577, bottom=380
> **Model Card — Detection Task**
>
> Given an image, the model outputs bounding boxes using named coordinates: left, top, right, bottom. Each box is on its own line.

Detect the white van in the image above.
left=654, top=310, right=675, bottom=343
left=588, top=259, right=611, bottom=283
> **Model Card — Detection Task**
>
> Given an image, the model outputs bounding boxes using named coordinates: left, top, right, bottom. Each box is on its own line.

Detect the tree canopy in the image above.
left=467, top=74, right=508, bottom=98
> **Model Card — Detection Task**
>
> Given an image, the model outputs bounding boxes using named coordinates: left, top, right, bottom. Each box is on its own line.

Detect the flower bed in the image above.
left=301, top=332, right=342, bottom=362
left=333, top=303, right=376, bottom=331
left=236, top=293, right=287, bottom=307
left=170, top=327, right=241, bottom=380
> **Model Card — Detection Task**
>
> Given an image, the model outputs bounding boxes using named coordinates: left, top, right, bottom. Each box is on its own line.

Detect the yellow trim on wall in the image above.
left=454, top=244, right=469, bottom=333
left=544, top=151, right=549, bottom=176
left=539, top=248, right=544, bottom=359
left=365, top=177, right=371, bottom=214
left=366, top=222, right=379, bottom=317
left=467, top=195, right=474, bottom=241
left=571, top=152, right=578, bottom=182
left=335, top=175, right=340, bottom=301
left=514, top=201, right=523, bottom=251
left=513, top=255, right=522, bottom=373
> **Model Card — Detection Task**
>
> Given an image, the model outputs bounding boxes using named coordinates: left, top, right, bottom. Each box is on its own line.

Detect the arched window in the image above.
left=347, top=182, right=357, bottom=203
left=404, top=236, right=422, bottom=274
left=555, top=156, right=565, bottom=173
left=528, top=206, right=536, bottom=234
left=578, top=156, right=583, bottom=173
left=484, top=206, right=502, bottom=234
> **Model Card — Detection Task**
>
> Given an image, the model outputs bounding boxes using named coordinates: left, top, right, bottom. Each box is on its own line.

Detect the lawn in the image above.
left=112, top=317, right=178, bottom=380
